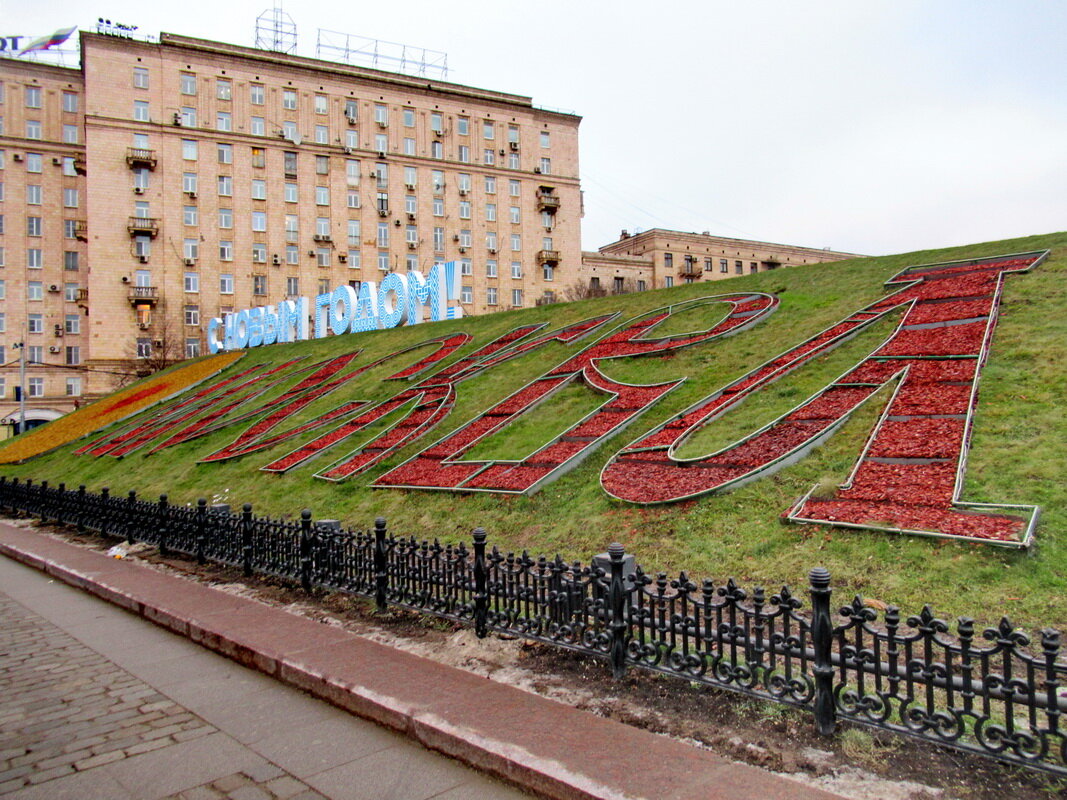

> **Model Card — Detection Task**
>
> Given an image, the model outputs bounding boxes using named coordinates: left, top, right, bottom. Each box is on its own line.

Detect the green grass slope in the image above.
left=4, top=231, right=1066, bottom=630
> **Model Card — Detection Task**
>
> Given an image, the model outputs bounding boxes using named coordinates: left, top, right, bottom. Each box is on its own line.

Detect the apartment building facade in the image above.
left=582, top=229, right=859, bottom=292
left=0, top=31, right=582, bottom=435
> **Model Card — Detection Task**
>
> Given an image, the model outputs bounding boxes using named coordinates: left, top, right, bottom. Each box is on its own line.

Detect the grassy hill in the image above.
left=4, top=231, right=1066, bottom=630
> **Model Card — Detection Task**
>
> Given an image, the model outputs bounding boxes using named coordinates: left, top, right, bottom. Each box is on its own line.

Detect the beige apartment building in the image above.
left=580, top=229, right=860, bottom=293
left=0, top=30, right=582, bottom=435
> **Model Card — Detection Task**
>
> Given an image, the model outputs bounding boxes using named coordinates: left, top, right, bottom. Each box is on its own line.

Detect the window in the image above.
left=132, top=166, right=150, bottom=190
left=664, top=253, right=674, bottom=268
left=26, top=153, right=42, bottom=172
left=541, top=211, right=554, bottom=229
left=182, top=139, right=197, bottom=160
left=186, top=339, right=200, bottom=359
left=433, top=227, right=444, bottom=251
left=65, top=346, right=81, bottom=366
left=285, top=215, right=298, bottom=241
left=482, top=120, right=495, bottom=140
left=457, top=117, right=469, bottom=136
left=25, top=120, right=42, bottom=139
left=374, top=104, right=388, bottom=125
left=27, top=216, right=42, bottom=236
left=183, top=173, right=199, bottom=195
left=406, top=254, right=418, bottom=271
left=284, top=151, right=298, bottom=177
left=347, top=190, right=360, bottom=209
left=180, top=73, right=197, bottom=95
left=318, top=278, right=331, bottom=294
left=61, top=314, right=81, bottom=336
left=403, top=108, right=415, bottom=127
left=184, top=272, right=199, bottom=292
left=185, top=305, right=200, bottom=325
left=540, top=131, right=551, bottom=148
left=133, top=68, right=149, bottom=89
left=459, top=201, right=471, bottom=219
left=543, top=264, right=555, bottom=281
left=314, top=94, right=327, bottom=115
left=137, top=339, right=152, bottom=359
left=216, top=112, right=232, bottom=131
left=460, top=229, right=472, bottom=247
left=430, top=141, right=443, bottom=159
left=251, top=211, right=267, bottom=232
left=251, top=116, right=265, bottom=136
left=458, top=145, right=470, bottom=163
left=403, top=137, right=415, bottom=156
left=508, top=153, right=520, bottom=169
left=376, top=192, right=389, bottom=213
left=217, top=175, right=232, bottom=196
left=508, top=125, right=519, bottom=144
left=253, top=275, right=267, bottom=295
left=430, top=112, right=443, bottom=133
left=0, top=280, right=6, bottom=300
left=181, top=106, right=197, bottom=127
left=286, top=245, right=299, bottom=264
left=432, top=170, right=444, bottom=193
left=64, top=252, right=79, bottom=271
left=486, top=204, right=496, bottom=222
left=315, top=217, right=330, bottom=236
left=539, top=157, right=551, bottom=174
left=347, top=250, right=361, bottom=269
left=377, top=252, right=390, bottom=271
left=28, top=311, right=44, bottom=330
left=250, top=84, right=264, bottom=105
left=25, top=86, right=42, bottom=108
left=133, top=236, right=150, bottom=258
left=252, top=243, right=267, bottom=263
left=405, top=195, right=417, bottom=214
left=485, top=176, right=496, bottom=194
left=183, top=239, right=199, bottom=260
left=316, top=155, right=329, bottom=175
left=347, top=220, right=361, bottom=245
left=216, top=78, right=231, bottom=100
left=509, top=179, right=521, bottom=197
left=735, top=260, right=743, bottom=275
left=316, top=186, right=329, bottom=205
left=283, top=120, right=297, bottom=139
left=27, top=184, right=42, bottom=204
left=377, top=222, right=389, bottom=247
left=405, top=225, right=417, bottom=244
left=28, top=378, right=44, bottom=397
left=347, top=159, right=361, bottom=186
left=705, top=258, right=714, bottom=272
left=487, top=231, right=498, bottom=250
left=63, top=125, right=78, bottom=144
left=220, top=273, right=234, bottom=294
left=219, top=240, right=233, bottom=260
left=217, top=143, right=232, bottom=164
left=66, top=377, right=82, bottom=397
left=433, top=197, right=444, bottom=217
left=28, top=346, right=43, bottom=364
left=486, top=260, right=497, bottom=278
left=316, top=249, right=330, bottom=267
left=218, top=208, right=233, bottom=228
left=27, top=249, right=43, bottom=269
left=486, top=286, right=497, bottom=305
left=458, top=173, right=471, bottom=193
left=64, top=283, right=79, bottom=301
left=251, top=179, right=266, bottom=199
left=483, top=149, right=495, bottom=166
left=0, top=312, right=4, bottom=331
left=316, top=125, right=329, bottom=144
left=286, top=276, right=300, bottom=296
left=461, top=286, right=473, bottom=303
left=282, top=89, right=297, bottom=110
left=285, top=183, right=298, bottom=203
left=510, top=206, right=521, bottom=224
left=64, top=188, right=78, bottom=208
left=511, top=234, right=522, bottom=251
left=750, top=261, right=759, bottom=274
left=512, top=289, right=523, bottom=307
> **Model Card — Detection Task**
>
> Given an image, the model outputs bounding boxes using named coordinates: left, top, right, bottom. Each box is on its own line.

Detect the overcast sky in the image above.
left=7, top=1, right=1066, bottom=255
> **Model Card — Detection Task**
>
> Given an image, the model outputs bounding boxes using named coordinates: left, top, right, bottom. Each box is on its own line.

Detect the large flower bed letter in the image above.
left=600, top=251, right=1048, bottom=547
left=375, top=294, right=777, bottom=494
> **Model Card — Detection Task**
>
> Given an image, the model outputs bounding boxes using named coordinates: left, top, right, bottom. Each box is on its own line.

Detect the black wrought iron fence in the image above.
left=1, top=475, right=1064, bottom=776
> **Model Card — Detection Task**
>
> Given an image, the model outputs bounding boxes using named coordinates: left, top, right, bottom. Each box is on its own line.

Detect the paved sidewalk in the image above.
left=0, top=553, right=529, bottom=799
left=0, top=522, right=846, bottom=799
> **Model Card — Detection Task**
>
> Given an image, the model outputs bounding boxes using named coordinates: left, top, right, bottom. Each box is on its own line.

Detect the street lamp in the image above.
left=11, top=341, right=25, bottom=435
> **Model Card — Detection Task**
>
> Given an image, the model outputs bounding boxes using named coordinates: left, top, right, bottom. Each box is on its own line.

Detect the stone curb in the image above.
left=0, top=525, right=846, bottom=800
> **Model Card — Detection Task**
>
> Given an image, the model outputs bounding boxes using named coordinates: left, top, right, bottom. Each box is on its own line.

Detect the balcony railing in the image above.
left=125, top=147, right=157, bottom=169
left=127, top=217, right=159, bottom=237
left=536, top=193, right=560, bottom=212
left=74, top=220, right=89, bottom=241
left=536, top=249, right=560, bottom=265
left=127, top=286, right=159, bottom=305
left=73, top=156, right=87, bottom=175
left=76, top=288, right=89, bottom=303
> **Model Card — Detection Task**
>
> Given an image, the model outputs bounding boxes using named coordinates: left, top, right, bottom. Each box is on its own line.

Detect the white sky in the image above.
left=6, top=0, right=1066, bottom=255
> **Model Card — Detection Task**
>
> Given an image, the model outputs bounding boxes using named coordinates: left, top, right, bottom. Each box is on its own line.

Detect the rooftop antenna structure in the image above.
left=316, top=29, right=448, bottom=79
left=255, top=5, right=297, bottom=54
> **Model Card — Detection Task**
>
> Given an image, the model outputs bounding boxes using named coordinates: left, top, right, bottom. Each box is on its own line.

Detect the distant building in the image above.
left=579, top=229, right=861, bottom=294
left=0, top=30, right=582, bottom=435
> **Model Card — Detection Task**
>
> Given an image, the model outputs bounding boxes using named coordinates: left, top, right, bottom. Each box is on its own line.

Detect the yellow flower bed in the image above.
left=0, top=352, right=244, bottom=464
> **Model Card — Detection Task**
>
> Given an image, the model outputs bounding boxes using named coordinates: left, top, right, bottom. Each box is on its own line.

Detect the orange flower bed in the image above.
left=0, top=352, right=244, bottom=464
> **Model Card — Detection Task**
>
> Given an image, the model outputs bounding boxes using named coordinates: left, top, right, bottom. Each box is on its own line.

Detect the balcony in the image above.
left=73, top=156, right=87, bottom=175
left=127, top=286, right=159, bottom=305
left=536, top=193, right=560, bottom=212
left=536, top=249, right=560, bottom=266
left=127, top=217, right=159, bottom=237
left=679, top=260, right=699, bottom=277
left=74, top=220, right=89, bottom=241
left=125, top=147, right=157, bottom=169
left=76, top=288, right=89, bottom=303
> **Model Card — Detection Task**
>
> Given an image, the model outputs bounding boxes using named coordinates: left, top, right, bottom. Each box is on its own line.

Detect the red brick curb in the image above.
left=0, top=523, right=845, bottom=800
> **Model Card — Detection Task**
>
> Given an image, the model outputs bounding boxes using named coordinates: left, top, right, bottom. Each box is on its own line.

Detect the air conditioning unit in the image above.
left=407, top=212, right=416, bottom=221
left=184, top=257, right=196, bottom=266
left=48, top=284, right=60, bottom=293
left=533, top=167, right=542, bottom=174
left=338, top=253, right=347, bottom=263
left=488, top=248, right=497, bottom=254
left=377, top=151, right=386, bottom=158
left=138, top=255, right=149, bottom=263
left=509, top=142, right=519, bottom=151
left=459, top=188, right=469, bottom=196
left=452, top=234, right=460, bottom=242
left=346, top=115, right=357, bottom=126
left=312, top=234, right=332, bottom=242
left=272, top=254, right=281, bottom=265
left=308, top=250, right=316, bottom=257
left=138, top=322, right=150, bottom=329
left=431, top=128, right=442, bottom=138
left=172, top=113, right=182, bottom=126
left=407, top=242, right=417, bottom=249
left=186, top=190, right=197, bottom=199
left=499, top=149, right=506, bottom=157
left=343, top=147, right=354, bottom=155
left=133, top=187, right=145, bottom=195
left=377, top=120, right=388, bottom=129
left=153, top=339, right=164, bottom=348
left=404, top=182, right=416, bottom=190
left=49, top=345, right=61, bottom=354
left=377, top=209, right=388, bottom=217
left=12, top=153, right=23, bottom=162
left=458, top=247, right=467, bottom=253
left=52, top=157, right=63, bottom=166
left=121, top=276, right=131, bottom=283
